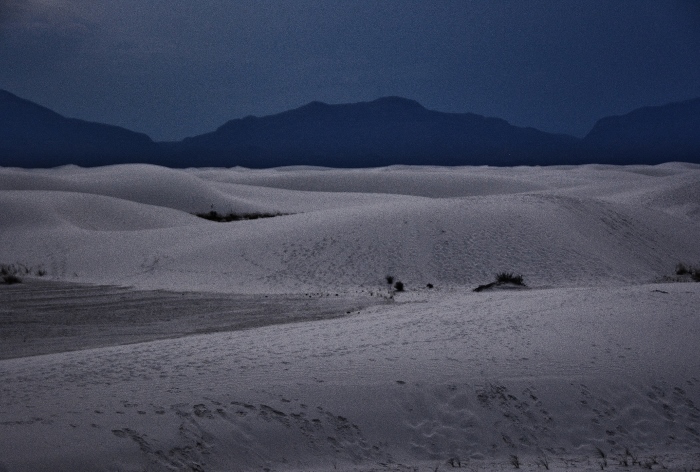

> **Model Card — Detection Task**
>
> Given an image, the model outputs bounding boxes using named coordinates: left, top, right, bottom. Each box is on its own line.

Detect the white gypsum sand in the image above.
left=0, top=163, right=699, bottom=471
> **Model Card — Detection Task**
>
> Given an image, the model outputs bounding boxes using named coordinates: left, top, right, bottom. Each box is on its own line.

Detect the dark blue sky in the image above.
left=1, top=0, right=699, bottom=141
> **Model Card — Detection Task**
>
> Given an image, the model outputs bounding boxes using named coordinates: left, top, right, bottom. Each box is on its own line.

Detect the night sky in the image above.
left=1, top=0, right=699, bottom=142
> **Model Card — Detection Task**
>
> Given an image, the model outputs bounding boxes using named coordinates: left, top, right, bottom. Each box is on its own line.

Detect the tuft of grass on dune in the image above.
left=474, top=272, right=526, bottom=292
left=676, top=262, right=700, bottom=282
left=1, top=263, right=47, bottom=284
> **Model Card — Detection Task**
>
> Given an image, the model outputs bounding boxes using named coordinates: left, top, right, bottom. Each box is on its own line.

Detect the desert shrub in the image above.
left=1, top=263, right=46, bottom=280
left=496, top=272, right=524, bottom=285
left=394, top=281, right=404, bottom=292
left=675, top=262, right=700, bottom=282
left=474, top=272, right=526, bottom=292
left=1, top=263, right=19, bottom=276
left=2, top=274, right=22, bottom=284
left=385, top=275, right=394, bottom=285
left=1, top=264, right=26, bottom=277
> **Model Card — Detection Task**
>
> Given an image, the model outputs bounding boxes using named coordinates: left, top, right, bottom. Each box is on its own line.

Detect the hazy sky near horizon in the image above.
left=1, top=0, right=699, bottom=141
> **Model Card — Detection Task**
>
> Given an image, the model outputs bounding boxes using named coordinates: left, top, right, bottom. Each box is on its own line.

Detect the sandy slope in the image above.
left=1, top=163, right=699, bottom=471
left=1, top=283, right=699, bottom=471
left=1, top=164, right=699, bottom=293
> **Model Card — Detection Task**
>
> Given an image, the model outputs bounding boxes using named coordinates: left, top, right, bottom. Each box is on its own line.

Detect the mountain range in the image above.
left=1, top=89, right=699, bottom=168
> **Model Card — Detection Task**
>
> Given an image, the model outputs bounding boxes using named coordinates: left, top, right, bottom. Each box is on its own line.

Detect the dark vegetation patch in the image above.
left=1, top=263, right=47, bottom=285
left=194, top=210, right=288, bottom=222
left=2, top=274, right=22, bottom=284
left=474, top=272, right=526, bottom=292
left=495, top=272, right=524, bottom=285
left=675, top=262, right=700, bottom=282
left=385, top=275, right=405, bottom=293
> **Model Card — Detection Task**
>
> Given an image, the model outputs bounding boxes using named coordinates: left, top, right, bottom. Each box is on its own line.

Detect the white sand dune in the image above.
left=0, top=164, right=270, bottom=214
left=1, top=163, right=699, bottom=471
left=2, top=164, right=699, bottom=293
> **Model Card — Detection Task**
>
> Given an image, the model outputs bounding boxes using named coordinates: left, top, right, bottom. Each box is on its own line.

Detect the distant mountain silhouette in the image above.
left=581, top=98, right=700, bottom=165
left=176, top=96, right=580, bottom=167
left=1, top=89, right=699, bottom=168
left=0, top=89, right=163, bottom=167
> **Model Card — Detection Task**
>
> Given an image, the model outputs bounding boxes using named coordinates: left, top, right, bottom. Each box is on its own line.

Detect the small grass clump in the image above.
left=474, top=272, right=526, bottom=292
left=2, top=274, right=22, bottom=284
left=0, top=263, right=18, bottom=276
left=495, top=272, right=524, bottom=285
left=384, top=275, right=405, bottom=293
left=1, top=263, right=47, bottom=284
left=1, top=264, right=24, bottom=284
left=675, top=262, right=700, bottom=282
